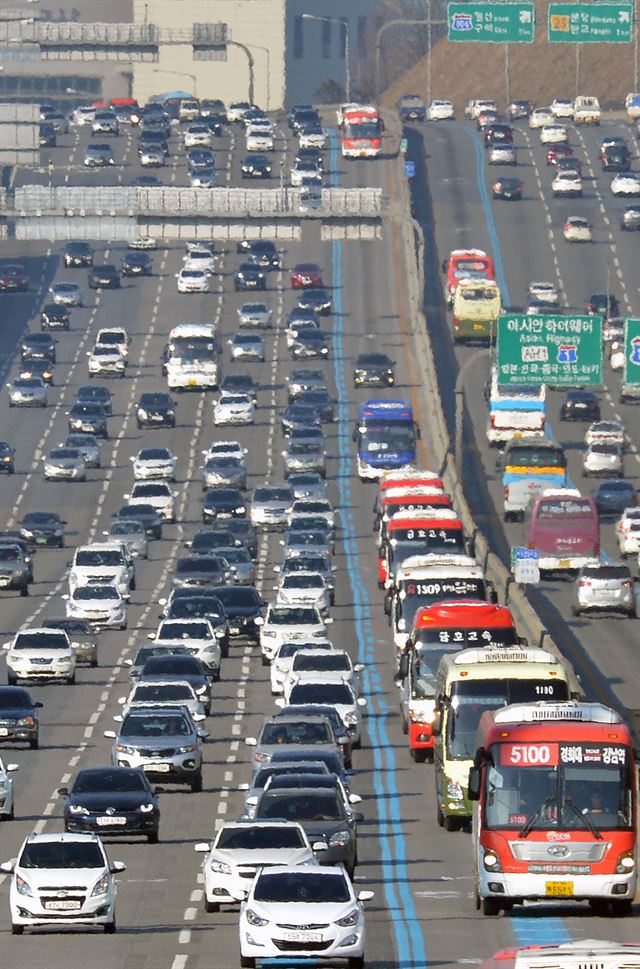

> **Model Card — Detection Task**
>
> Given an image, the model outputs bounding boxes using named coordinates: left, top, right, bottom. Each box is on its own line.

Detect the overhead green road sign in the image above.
left=497, top=314, right=603, bottom=386
left=621, top=318, right=640, bottom=401
left=448, top=2, right=536, bottom=42
left=548, top=3, right=634, bottom=43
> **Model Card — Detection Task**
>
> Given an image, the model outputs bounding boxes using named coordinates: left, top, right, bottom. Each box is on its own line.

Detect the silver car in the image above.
left=573, top=561, right=637, bottom=617
left=583, top=442, right=624, bottom=478
left=202, top=455, right=247, bottom=490
left=287, top=472, right=328, bottom=501
left=228, top=332, right=266, bottom=362
left=140, top=146, right=165, bottom=167
left=283, top=440, right=327, bottom=478
left=8, top=377, right=47, bottom=408
left=50, top=281, right=83, bottom=306
left=215, top=546, right=256, bottom=585
left=287, top=368, right=327, bottom=402
left=44, top=446, right=86, bottom=481
left=274, top=553, right=335, bottom=604
left=64, top=433, right=101, bottom=468
left=238, top=302, right=272, bottom=328
left=45, top=617, right=98, bottom=667
left=251, top=485, right=294, bottom=529
left=83, top=143, right=115, bottom=167
left=275, top=572, right=331, bottom=616
left=131, top=447, right=177, bottom=481
left=103, top=520, right=149, bottom=559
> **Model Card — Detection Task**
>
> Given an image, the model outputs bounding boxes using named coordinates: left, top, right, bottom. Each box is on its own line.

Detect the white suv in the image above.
left=69, top=542, right=135, bottom=598
left=3, top=627, right=76, bottom=685
left=1, top=831, right=125, bottom=934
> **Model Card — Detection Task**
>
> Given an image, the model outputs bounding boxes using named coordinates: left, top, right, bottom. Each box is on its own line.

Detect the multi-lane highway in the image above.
left=0, top=101, right=638, bottom=969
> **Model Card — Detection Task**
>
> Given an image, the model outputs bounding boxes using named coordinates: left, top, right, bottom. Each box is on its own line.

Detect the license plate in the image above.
left=473, top=323, right=484, bottom=331
left=545, top=880, right=573, bottom=897
left=559, top=559, right=571, bottom=568
left=97, top=816, right=127, bottom=825
left=283, top=932, right=323, bottom=943
left=36, top=536, right=48, bottom=544
left=143, top=763, right=170, bottom=772
left=45, top=899, right=82, bottom=910
left=0, top=727, right=8, bottom=736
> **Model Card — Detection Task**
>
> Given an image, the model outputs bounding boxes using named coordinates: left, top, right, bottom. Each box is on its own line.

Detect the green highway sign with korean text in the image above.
left=447, top=3, right=536, bottom=42
left=548, top=3, right=634, bottom=42
left=497, top=314, right=603, bottom=386
left=623, top=318, right=640, bottom=386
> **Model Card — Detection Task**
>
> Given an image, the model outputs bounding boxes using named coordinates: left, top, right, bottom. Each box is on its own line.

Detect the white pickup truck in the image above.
left=573, top=96, right=601, bottom=125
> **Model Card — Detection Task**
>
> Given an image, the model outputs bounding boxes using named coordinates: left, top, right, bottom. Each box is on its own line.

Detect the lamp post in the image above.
left=274, top=124, right=288, bottom=209
left=302, top=13, right=350, bottom=102
left=227, top=40, right=255, bottom=106
left=247, top=44, right=270, bottom=110
left=375, top=15, right=445, bottom=102
left=151, top=68, right=197, bottom=97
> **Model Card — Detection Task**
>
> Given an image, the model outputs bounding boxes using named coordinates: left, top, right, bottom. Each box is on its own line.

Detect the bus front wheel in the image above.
left=482, top=897, right=501, bottom=917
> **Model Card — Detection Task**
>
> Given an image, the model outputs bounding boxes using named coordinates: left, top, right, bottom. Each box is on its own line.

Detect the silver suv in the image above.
left=573, top=561, right=637, bottom=618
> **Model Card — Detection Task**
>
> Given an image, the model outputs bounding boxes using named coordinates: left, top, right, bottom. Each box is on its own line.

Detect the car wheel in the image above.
left=261, top=654, right=270, bottom=667
left=240, top=958, right=255, bottom=969
left=147, top=830, right=159, bottom=844
left=348, top=958, right=364, bottom=969
left=204, top=899, right=220, bottom=913
left=67, top=673, right=76, bottom=685
left=190, top=772, right=203, bottom=793
left=130, top=577, right=136, bottom=591
left=443, top=815, right=460, bottom=832
left=20, top=585, right=29, bottom=597
left=436, top=803, right=444, bottom=828
left=103, top=918, right=116, bottom=934
left=11, top=924, right=24, bottom=935
left=482, top=897, right=501, bottom=917
left=411, top=747, right=428, bottom=763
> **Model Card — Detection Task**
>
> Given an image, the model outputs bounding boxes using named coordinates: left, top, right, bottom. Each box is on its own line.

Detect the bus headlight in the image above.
left=615, top=851, right=635, bottom=874
left=483, top=851, right=502, bottom=872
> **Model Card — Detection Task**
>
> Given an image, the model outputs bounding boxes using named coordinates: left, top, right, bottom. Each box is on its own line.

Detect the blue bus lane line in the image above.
left=328, top=127, right=428, bottom=968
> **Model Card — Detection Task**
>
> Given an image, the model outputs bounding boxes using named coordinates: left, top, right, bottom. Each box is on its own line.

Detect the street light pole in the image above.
left=227, top=40, right=255, bottom=105
left=375, top=17, right=446, bottom=102
left=302, top=13, right=350, bottom=102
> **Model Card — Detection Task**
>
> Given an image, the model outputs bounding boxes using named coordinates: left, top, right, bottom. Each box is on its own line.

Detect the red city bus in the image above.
left=469, top=702, right=636, bottom=916
left=398, top=601, right=518, bottom=761
left=340, top=105, right=383, bottom=158
left=443, top=248, right=495, bottom=306
left=377, top=490, right=452, bottom=546
left=525, top=490, right=599, bottom=574
left=378, top=511, right=465, bottom=588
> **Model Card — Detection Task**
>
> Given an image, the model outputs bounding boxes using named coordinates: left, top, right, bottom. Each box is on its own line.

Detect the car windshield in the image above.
left=120, top=714, right=191, bottom=737
left=73, top=770, right=146, bottom=794
left=0, top=688, right=33, bottom=708
left=269, top=607, right=318, bottom=624
left=14, top=633, right=68, bottom=650
left=261, top=721, right=331, bottom=745
left=293, top=654, right=349, bottom=672
left=261, top=791, right=343, bottom=822
left=74, top=586, right=119, bottom=601
left=290, top=683, right=354, bottom=705
left=282, top=575, right=322, bottom=590
left=111, top=522, right=144, bottom=536
left=133, top=684, right=193, bottom=702
left=255, top=488, right=292, bottom=502
left=143, top=657, right=201, bottom=675
left=76, top=550, right=121, bottom=567
left=254, top=870, right=349, bottom=903
left=19, top=842, right=105, bottom=869
left=217, top=826, right=305, bottom=850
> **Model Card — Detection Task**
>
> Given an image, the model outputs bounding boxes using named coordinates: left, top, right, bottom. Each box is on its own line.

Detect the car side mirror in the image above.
left=349, top=793, right=362, bottom=804
left=354, top=664, right=365, bottom=673
left=57, top=787, right=69, bottom=797
left=356, top=697, right=367, bottom=708
left=245, top=737, right=257, bottom=746
left=358, top=890, right=375, bottom=902
left=104, top=730, right=117, bottom=739
left=194, top=842, right=211, bottom=853
left=431, top=713, right=442, bottom=737
left=35, top=701, right=43, bottom=709
left=0, top=861, right=15, bottom=873
left=153, top=787, right=165, bottom=795
left=110, top=862, right=126, bottom=874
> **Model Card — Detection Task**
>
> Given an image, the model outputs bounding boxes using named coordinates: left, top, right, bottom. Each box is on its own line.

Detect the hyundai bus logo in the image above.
left=547, top=844, right=569, bottom=857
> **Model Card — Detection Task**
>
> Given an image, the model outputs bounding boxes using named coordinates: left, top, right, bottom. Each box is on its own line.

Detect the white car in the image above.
left=276, top=572, right=331, bottom=616
left=540, top=124, right=568, bottom=144
left=582, top=442, right=624, bottom=477
left=585, top=420, right=626, bottom=448
left=238, top=864, right=373, bottom=967
left=609, top=340, right=625, bottom=371
left=427, top=99, right=454, bottom=121
left=611, top=172, right=640, bottom=196
left=269, top=640, right=333, bottom=695
left=149, top=618, right=222, bottom=676
left=238, top=301, right=272, bottom=328
left=195, top=820, right=317, bottom=912
left=69, top=542, right=134, bottom=597
left=299, top=127, right=326, bottom=149
left=528, top=107, right=555, bottom=128
left=96, top=326, right=129, bottom=357
left=228, top=332, right=266, bottom=362
left=184, top=248, right=216, bottom=274
left=259, top=603, right=332, bottom=664
left=552, top=170, right=582, bottom=196
left=290, top=161, right=322, bottom=187
left=563, top=216, right=592, bottom=242
left=44, top=446, right=87, bottom=481
left=130, top=447, right=177, bottom=481
left=213, top=392, right=256, bottom=426
left=176, top=268, right=210, bottom=293
left=488, top=144, right=516, bottom=165
left=71, top=105, right=96, bottom=126
left=0, top=758, right=19, bottom=819
left=527, top=281, right=559, bottom=306
left=184, top=124, right=213, bottom=148
left=118, top=679, right=205, bottom=720
left=283, top=676, right=366, bottom=746
left=289, top=498, right=335, bottom=529
left=63, top=584, right=128, bottom=629
left=1, top=832, right=125, bottom=934
left=284, top=649, right=364, bottom=697
left=124, top=481, right=177, bottom=523
left=87, top=344, right=126, bottom=377
left=246, top=126, right=274, bottom=151
left=8, top=377, right=48, bottom=408
left=615, top=508, right=640, bottom=557
left=203, top=440, right=248, bottom=463
left=3, top=627, right=76, bottom=685
left=50, top=281, right=83, bottom=306
left=551, top=98, right=574, bottom=119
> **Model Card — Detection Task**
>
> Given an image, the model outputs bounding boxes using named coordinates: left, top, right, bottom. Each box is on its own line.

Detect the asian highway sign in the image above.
left=622, top=318, right=640, bottom=393
left=548, top=3, right=634, bottom=42
left=497, top=314, right=603, bottom=386
left=447, top=2, right=536, bottom=42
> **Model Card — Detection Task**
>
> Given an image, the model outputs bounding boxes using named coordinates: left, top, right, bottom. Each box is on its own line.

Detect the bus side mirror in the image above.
left=468, top=766, right=481, bottom=801
left=397, top=653, right=409, bottom=681
left=487, top=582, right=498, bottom=604
left=351, top=427, right=357, bottom=442
left=441, top=260, right=447, bottom=274
left=431, top=713, right=442, bottom=737
left=383, top=593, right=392, bottom=616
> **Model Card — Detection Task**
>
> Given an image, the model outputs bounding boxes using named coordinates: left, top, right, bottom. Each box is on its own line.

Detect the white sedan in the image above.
left=130, top=447, right=177, bottom=481
left=427, top=99, right=454, bottom=121
left=582, top=442, right=624, bottom=477
left=563, top=216, right=592, bottom=242
left=238, top=301, right=272, bottom=328
left=540, top=124, right=568, bottom=144
left=275, top=572, right=331, bottom=616
left=50, top=281, right=83, bottom=306
left=529, top=107, right=555, bottom=128
left=124, top=481, right=177, bottom=522
left=585, top=420, right=626, bottom=448
left=552, top=170, right=582, bottom=196
left=246, top=126, right=274, bottom=151
left=202, top=440, right=248, bottom=462
left=184, top=124, right=213, bottom=148
left=527, top=281, right=559, bottom=306
left=611, top=171, right=640, bottom=196
left=87, top=345, right=126, bottom=377
left=615, top=508, right=640, bottom=557
left=0, top=758, right=18, bottom=819
left=176, top=268, right=209, bottom=293
left=239, top=865, right=373, bottom=968
left=184, top=249, right=216, bottom=274
left=63, top=584, right=127, bottom=629
left=228, top=332, right=266, bottom=362
left=299, top=128, right=326, bottom=149
left=551, top=98, right=574, bottom=119
left=259, top=603, right=332, bottom=664
left=213, top=392, right=256, bottom=426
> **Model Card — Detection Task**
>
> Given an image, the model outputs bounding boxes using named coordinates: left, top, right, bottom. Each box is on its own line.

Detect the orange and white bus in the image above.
left=340, top=105, right=383, bottom=158
left=398, top=601, right=519, bottom=762
left=378, top=510, right=465, bottom=588
left=469, top=701, right=636, bottom=916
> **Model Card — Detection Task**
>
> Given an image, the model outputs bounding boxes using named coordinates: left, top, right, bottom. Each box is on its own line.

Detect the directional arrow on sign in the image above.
left=619, top=10, right=630, bottom=20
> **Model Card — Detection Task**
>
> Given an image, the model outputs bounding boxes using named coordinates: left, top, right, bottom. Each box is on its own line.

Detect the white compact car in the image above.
left=213, top=392, right=256, bottom=426
left=1, top=832, right=125, bottom=934
left=124, top=481, right=177, bottom=523
left=118, top=679, right=205, bottom=720
left=283, top=676, right=366, bottom=746
left=63, top=584, right=128, bottom=629
left=540, top=124, right=568, bottom=144
left=184, top=124, right=213, bottom=148
left=4, top=627, right=76, bottom=685
left=149, top=618, right=222, bottom=676
left=615, top=508, right=640, bottom=557
left=488, top=144, right=516, bottom=165
left=585, top=420, right=626, bottom=448
left=528, top=107, right=555, bottom=128
left=0, top=758, right=19, bottom=819
left=238, top=301, right=272, bottom=328
left=259, top=603, right=332, bottom=665
left=552, top=170, right=582, bottom=197
left=44, top=446, right=87, bottom=482
left=246, top=125, right=274, bottom=151
left=582, top=442, right=624, bottom=477
left=276, top=572, right=331, bottom=616
left=130, top=447, right=177, bottom=480
left=87, top=345, right=126, bottom=377
left=176, top=268, right=210, bottom=293
left=611, top=172, right=640, bottom=196
left=563, top=216, right=592, bottom=242
left=428, top=99, right=454, bottom=121
left=239, top=865, right=373, bottom=968
left=284, top=649, right=364, bottom=697
left=8, top=377, right=48, bottom=408
left=195, top=820, right=317, bottom=912
left=299, top=127, right=326, bottom=149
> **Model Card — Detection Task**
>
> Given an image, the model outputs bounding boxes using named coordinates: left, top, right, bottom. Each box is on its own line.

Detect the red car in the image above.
left=290, top=263, right=323, bottom=289
left=0, top=263, right=29, bottom=293
left=546, top=143, right=573, bottom=166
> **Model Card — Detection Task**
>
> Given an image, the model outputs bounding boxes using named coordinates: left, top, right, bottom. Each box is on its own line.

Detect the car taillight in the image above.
left=621, top=580, right=632, bottom=589
left=490, top=414, right=496, bottom=427
left=579, top=580, right=592, bottom=588
left=503, top=486, right=509, bottom=500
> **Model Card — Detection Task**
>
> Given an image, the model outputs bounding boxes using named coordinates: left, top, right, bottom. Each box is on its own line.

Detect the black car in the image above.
left=19, top=512, right=66, bottom=548
left=187, top=528, right=241, bottom=553
left=138, top=131, right=169, bottom=156
left=202, top=487, right=247, bottom=523
left=621, top=204, right=640, bottom=231
left=0, top=686, right=42, bottom=748
left=136, top=392, right=176, bottom=429
left=187, top=147, right=214, bottom=171
left=211, top=585, right=264, bottom=643
left=88, top=264, right=121, bottom=289
left=296, top=389, right=334, bottom=422
left=353, top=353, right=395, bottom=386
left=39, top=123, right=56, bottom=147
left=560, top=390, right=601, bottom=421
left=484, top=123, right=514, bottom=147
left=223, top=518, right=258, bottom=558
left=281, top=403, right=322, bottom=436
left=20, top=332, right=56, bottom=363
left=602, top=147, right=630, bottom=172
left=76, top=384, right=113, bottom=416
left=134, top=174, right=161, bottom=187
left=19, top=358, right=55, bottom=385
left=492, top=176, right=523, bottom=200
left=59, top=766, right=160, bottom=842
left=245, top=240, right=280, bottom=269
left=114, top=503, right=163, bottom=540
left=40, top=302, right=70, bottom=331
left=291, top=329, right=330, bottom=359
left=295, top=147, right=324, bottom=170
left=290, top=108, right=321, bottom=133
left=586, top=293, right=620, bottom=318
left=141, top=655, right=212, bottom=714
left=121, top=251, right=152, bottom=276
left=201, top=115, right=223, bottom=137
left=297, top=288, right=332, bottom=315
left=0, top=441, right=15, bottom=474
left=68, top=402, right=108, bottom=438
left=220, top=373, right=257, bottom=400
left=241, top=153, right=272, bottom=178
left=593, top=480, right=637, bottom=517
left=507, top=99, right=532, bottom=121
left=64, top=241, right=94, bottom=268
left=235, top=263, right=267, bottom=291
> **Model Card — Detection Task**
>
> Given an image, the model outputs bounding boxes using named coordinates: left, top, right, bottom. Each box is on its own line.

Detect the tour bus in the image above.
left=387, top=556, right=491, bottom=651
left=469, top=702, right=636, bottom=917
left=354, top=400, right=419, bottom=481
left=480, top=940, right=640, bottom=969
left=163, top=323, right=220, bottom=390
left=486, top=369, right=546, bottom=445
left=451, top=278, right=501, bottom=344
left=499, top=438, right=568, bottom=522
left=340, top=105, right=383, bottom=158
left=398, top=601, right=519, bottom=762
left=433, top=646, right=571, bottom=831
left=525, top=489, right=599, bottom=573
left=376, top=489, right=453, bottom=547
left=443, top=249, right=495, bottom=306
left=378, top=509, right=466, bottom=589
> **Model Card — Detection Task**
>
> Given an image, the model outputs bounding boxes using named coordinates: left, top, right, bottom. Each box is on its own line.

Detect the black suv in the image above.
left=136, top=392, right=176, bottom=429
left=40, top=303, right=70, bottom=331
left=88, top=264, right=121, bottom=290
left=64, top=242, right=94, bottom=268
left=19, top=333, right=56, bottom=364
left=0, top=686, right=42, bottom=748
left=0, top=442, right=15, bottom=474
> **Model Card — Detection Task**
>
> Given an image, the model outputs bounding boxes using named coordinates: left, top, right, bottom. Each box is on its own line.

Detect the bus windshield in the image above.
left=447, top=680, right=569, bottom=760
left=344, top=121, right=380, bottom=140
left=411, top=645, right=460, bottom=698
left=359, top=425, right=415, bottom=455
left=390, top=529, right=465, bottom=562
left=484, top=743, right=633, bottom=831
left=170, top=338, right=217, bottom=363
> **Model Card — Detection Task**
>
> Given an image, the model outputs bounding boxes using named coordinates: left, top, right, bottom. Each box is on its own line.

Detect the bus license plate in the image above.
left=545, top=881, right=573, bottom=897
left=559, top=559, right=570, bottom=568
